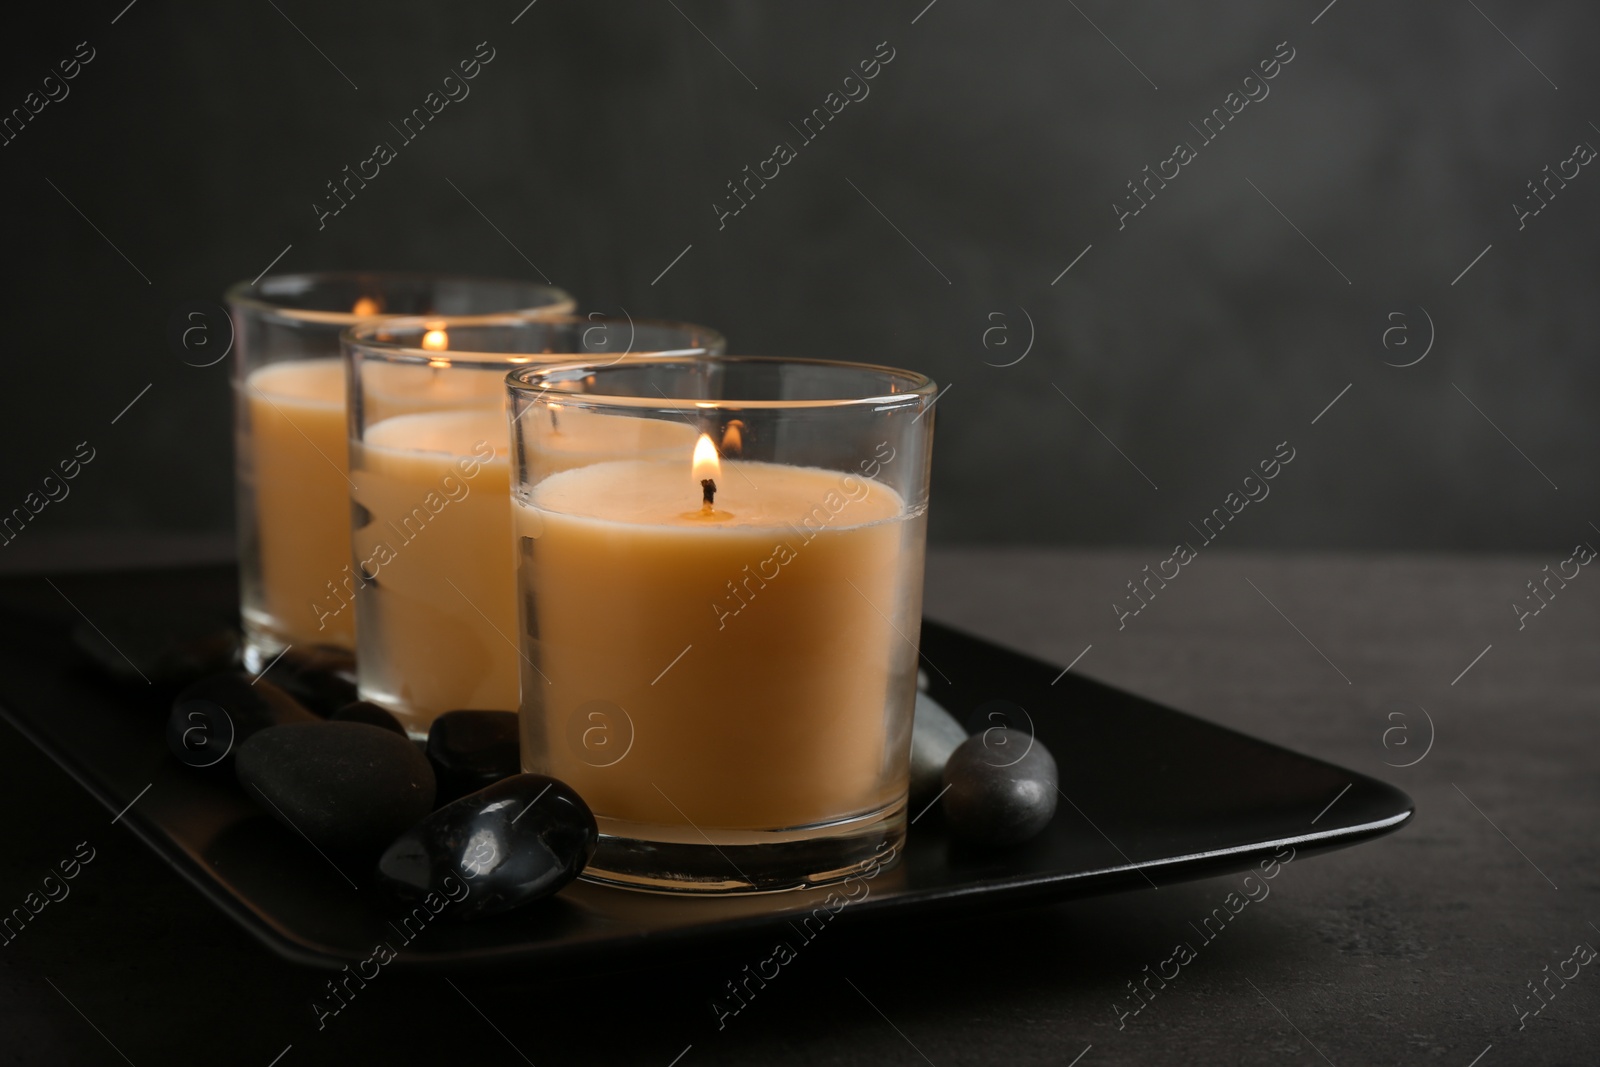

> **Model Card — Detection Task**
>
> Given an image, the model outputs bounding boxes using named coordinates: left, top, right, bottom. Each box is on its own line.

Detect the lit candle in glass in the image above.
left=507, top=356, right=936, bottom=893
left=343, top=316, right=725, bottom=738
left=227, top=273, right=573, bottom=670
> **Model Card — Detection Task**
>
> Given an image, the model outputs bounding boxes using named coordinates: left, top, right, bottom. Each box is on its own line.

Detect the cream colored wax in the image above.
left=353, top=405, right=695, bottom=736
left=352, top=409, right=515, bottom=734
left=517, top=457, right=924, bottom=831
left=244, top=359, right=354, bottom=648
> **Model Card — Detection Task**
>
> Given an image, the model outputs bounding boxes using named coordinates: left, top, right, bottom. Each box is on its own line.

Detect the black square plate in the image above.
left=0, top=565, right=1411, bottom=971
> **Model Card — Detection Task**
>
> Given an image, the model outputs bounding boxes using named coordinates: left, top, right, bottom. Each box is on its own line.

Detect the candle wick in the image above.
left=701, top=478, right=717, bottom=511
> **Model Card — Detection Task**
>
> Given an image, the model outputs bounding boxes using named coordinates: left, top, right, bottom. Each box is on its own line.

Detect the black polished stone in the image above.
left=267, top=645, right=359, bottom=716
left=236, top=721, right=436, bottom=857
left=425, top=710, right=521, bottom=805
left=376, top=773, right=596, bottom=920
left=332, top=700, right=407, bottom=736
left=941, top=727, right=1058, bottom=846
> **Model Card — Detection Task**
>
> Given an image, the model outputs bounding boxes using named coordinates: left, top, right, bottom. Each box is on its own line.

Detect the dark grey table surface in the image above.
left=1, top=543, right=1594, bottom=1066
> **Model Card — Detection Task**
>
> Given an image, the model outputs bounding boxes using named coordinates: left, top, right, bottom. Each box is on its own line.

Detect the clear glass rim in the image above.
left=344, top=314, right=726, bottom=371
left=224, top=271, right=575, bottom=326
left=507, top=355, right=939, bottom=412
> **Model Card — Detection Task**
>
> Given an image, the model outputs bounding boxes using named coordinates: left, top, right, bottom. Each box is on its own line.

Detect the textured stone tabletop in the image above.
left=0, top=547, right=1594, bottom=1066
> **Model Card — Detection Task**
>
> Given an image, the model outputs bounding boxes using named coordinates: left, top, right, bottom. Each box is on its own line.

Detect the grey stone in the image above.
left=909, top=691, right=967, bottom=803
left=941, top=728, right=1057, bottom=846
left=236, top=721, right=436, bottom=857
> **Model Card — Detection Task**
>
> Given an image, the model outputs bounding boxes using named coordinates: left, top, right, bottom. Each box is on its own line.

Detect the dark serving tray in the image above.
left=0, top=564, right=1411, bottom=972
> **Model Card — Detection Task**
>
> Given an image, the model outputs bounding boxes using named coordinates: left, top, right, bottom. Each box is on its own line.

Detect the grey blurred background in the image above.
left=2, top=0, right=1594, bottom=552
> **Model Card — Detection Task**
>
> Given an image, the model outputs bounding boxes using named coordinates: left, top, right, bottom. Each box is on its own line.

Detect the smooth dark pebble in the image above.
left=426, top=710, right=521, bottom=805
left=941, top=728, right=1058, bottom=846
left=333, top=700, right=407, bottom=736
left=166, top=672, right=316, bottom=769
left=377, top=773, right=596, bottom=920
left=268, top=645, right=359, bottom=716
left=236, top=721, right=436, bottom=858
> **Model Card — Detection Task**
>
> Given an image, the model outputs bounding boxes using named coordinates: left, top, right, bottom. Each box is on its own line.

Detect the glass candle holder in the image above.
left=227, top=272, right=574, bottom=671
left=506, top=356, right=936, bottom=894
left=344, top=316, right=726, bottom=739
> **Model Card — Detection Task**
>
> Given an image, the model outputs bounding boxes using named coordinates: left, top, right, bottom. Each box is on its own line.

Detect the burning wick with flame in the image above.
left=694, top=433, right=720, bottom=514
left=420, top=323, right=449, bottom=368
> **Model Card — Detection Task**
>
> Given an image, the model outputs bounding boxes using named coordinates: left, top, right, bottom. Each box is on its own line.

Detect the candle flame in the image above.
left=351, top=296, right=380, bottom=316
left=720, top=419, right=745, bottom=455
left=421, top=327, right=449, bottom=352
left=693, top=433, right=721, bottom=483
